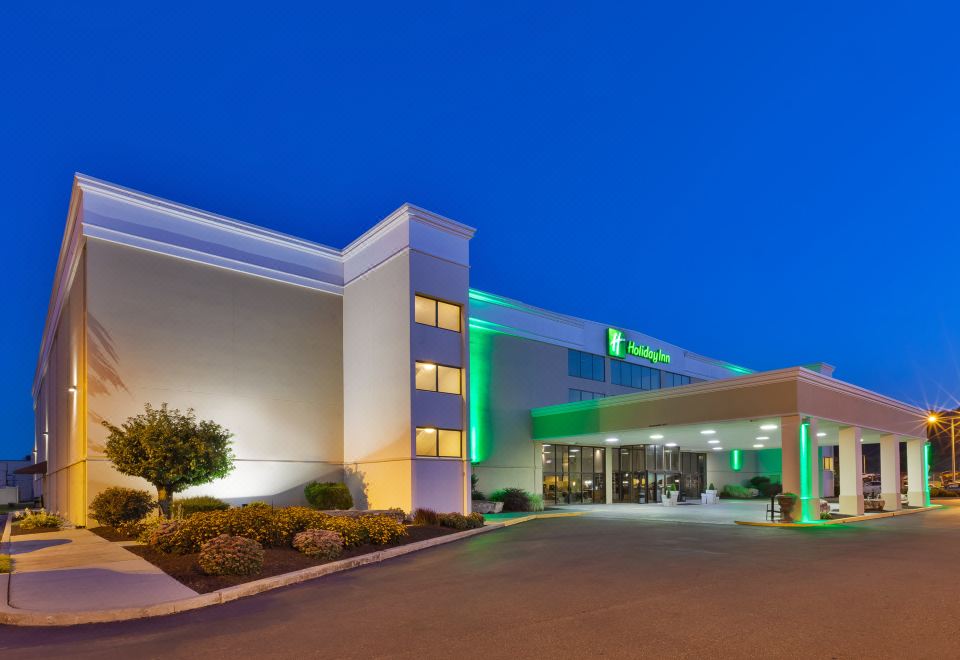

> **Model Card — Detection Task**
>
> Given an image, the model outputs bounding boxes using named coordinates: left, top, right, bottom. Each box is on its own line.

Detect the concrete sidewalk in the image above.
left=6, top=527, right=197, bottom=611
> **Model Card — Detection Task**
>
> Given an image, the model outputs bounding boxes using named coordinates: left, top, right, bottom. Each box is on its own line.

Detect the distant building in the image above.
left=0, top=456, right=36, bottom=502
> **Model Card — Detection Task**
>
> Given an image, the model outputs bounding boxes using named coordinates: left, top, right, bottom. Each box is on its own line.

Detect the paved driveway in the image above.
left=3, top=503, right=959, bottom=658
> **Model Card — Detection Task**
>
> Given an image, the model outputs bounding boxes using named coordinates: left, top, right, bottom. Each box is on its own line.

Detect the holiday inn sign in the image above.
left=606, top=328, right=672, bottom=365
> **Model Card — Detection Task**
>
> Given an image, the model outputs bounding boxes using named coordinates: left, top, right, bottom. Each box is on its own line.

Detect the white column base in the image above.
left=839, top=494, right=864, bottom=516
left=880, top=492, right=901, bottom=511
left=907, top=491, right=926, bottom=507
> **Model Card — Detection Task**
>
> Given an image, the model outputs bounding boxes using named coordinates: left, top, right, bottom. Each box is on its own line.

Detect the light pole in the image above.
left=928, top=412, right=959, bottom=482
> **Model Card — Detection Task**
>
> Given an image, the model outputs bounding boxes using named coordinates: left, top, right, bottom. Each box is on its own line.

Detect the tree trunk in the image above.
left=157, top=485, right=174, bottom=518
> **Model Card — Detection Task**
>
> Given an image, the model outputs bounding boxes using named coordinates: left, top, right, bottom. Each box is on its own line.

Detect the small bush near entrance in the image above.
left=466, top=512, right=485, bottom=529
left=304, top=482, right=353, bottom=510
left=16, top=509, right=64, bottom=531
left=292, top=529, right=344, bottom=559
left=489, top=488, right=535, bottom=512
left=197, top=535, right=264, bottom=576
left=720, top=484, right=759, bottom=499
left=747, top=476, right=782, bottom=498
left=930, top=486, right=958, bottom=498
left=90, top=487, right=155, bottom=528
left=172, top=496, right=230, bottom=518
left=413, top=508, right=439, bottom=526
left=437, top=512, right=469, bottom=530
left=528, top=493, right=545, bottom=512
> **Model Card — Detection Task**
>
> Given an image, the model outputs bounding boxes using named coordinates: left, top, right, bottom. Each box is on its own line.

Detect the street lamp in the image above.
left=928, top=412, right=958, bottom=481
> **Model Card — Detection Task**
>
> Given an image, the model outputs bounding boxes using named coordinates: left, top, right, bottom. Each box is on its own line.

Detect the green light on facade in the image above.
left=468, top=319, right=499, bottom=464
left=924, top=441, right=932, bottom=506
left=607, top=328, right=626, bottom=358
left=799, top=421, right=815, bottom=523
left=730, top=449, right=743, bottom=471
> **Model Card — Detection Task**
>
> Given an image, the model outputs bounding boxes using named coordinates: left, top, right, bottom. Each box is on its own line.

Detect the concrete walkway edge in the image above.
left=735, top=504, right=943, bottom=527
left=0, top=521, right=507, bottom=627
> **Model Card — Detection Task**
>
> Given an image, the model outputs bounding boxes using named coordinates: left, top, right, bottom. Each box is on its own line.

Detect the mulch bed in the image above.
left=125, top=524, right=457, bottom=593
left=11, top=525, right=64, bottom=537
left=90, top=526, right=139, bottom=542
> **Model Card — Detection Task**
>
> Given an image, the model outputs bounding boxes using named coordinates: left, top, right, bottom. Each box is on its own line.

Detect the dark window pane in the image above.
left=593, top=355, right=605, bottom=382
left=650, top=369, right=661, bottom=389
left=582, top=449, right=594, bottom=474
left=568, top=350, right=579, bottom=377
left=641, top=366, right=651, bottom=390
left=619, top=448, right=631, bottom=472
left=611, top=361, right=621, bottom=385
left=568, top=389, right=579, bottom=403
left=580, top=352, right=592, bottom=379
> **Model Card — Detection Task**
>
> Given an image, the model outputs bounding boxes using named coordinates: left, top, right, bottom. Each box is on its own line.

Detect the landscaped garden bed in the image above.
left=125, top=524, right=456, bottom=593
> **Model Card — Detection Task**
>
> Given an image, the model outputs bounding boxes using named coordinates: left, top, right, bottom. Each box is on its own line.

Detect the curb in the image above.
left=0, top=522, right=503, bottom=626
left=493, top=511, right=586, bottom=527
left=735, top=504, right=944, bottom=527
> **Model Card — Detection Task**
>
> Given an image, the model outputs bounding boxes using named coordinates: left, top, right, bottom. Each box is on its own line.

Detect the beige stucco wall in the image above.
left=342, top=251, right=413, bottom=511
left=36, top=250, right=87, bottom=523
left=83, top=239, right=344, bottom=521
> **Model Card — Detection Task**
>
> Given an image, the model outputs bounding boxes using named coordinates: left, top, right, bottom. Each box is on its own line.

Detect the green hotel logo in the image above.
left=606, top=327, right=671, bottom=365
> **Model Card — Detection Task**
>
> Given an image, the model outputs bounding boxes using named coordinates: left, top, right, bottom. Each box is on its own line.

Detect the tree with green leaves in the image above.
left=102, top=403, right=235, bottom=517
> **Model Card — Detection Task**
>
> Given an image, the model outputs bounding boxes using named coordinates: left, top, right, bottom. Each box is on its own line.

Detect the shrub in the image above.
left=413, top=508, right=439, bottom=526
left=466, top=512, right=485, bottom=529
left=304, top=482, right=353, bottom=510
left=172, top=495, right=230, bottom=519
left=197, top=535, right=264, bottom=576
left=245, top=501, right=272, bottom=509
left=146, top=519, right=183, bottom=553
left=292, top=529, right=344, bottom=559
left=310, top=515, right=366, bottom=547
left=0, top=555, right=10, bottom=573
left=489, top=488, right=533, bottom=512
left=747, top=476, right=781, bottom=498
left=359, top=515, right=407, bottom=545
left=274, top=506, right=330, bottom=542
left=721, top=484, right=757, bottom=499
left=471, top=491, right=486, bottom=501
left=930, top=486, right=958, bottom=498
left=528, top=493, right=545, bottom=512
left=438, top=512, right=469, bottom=530
left=90, top=487, right=155, bottom=528
left=17, top=508, right=64, bottom=530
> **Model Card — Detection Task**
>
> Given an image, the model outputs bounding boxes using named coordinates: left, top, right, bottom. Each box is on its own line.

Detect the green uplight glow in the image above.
left=468, top=319, right=499, bottom=464
left=799, top=421, right=816, bottom=523
left=924, top=442, right=932, bottom=506
left=730, top=449, right=743, bottom=471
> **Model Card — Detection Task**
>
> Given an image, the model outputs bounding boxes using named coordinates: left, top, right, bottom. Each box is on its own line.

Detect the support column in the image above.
left=604, top=446, right=613, bottom=504
left=906, top=438, right=927, bottom=507
left=838, top=426, right=864, bottom=515
left=879, top=434, right=901, bottom=511
left=781, top=415, right=820, bottom=522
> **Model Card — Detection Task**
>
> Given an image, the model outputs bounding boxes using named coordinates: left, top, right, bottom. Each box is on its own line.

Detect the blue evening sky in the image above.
left=2, top=3, right=959, bottom=457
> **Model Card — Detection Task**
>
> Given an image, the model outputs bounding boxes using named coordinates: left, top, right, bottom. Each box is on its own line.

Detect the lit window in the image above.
left=415, top=362, right=438, bottom=391
left=437, top=301, right=461, bottom=332
left=823, top=456, right=834, bottom=471
left=414, top=295, right=437, bottom=326
left=415, top=362, right=462, bottom=394
left=414, top=295, right=461, bottom=333
left=438, top=430, right=461, bottom=457
left=416, top=427, right=462, bottom=458
left=437, top=365, right=461, bottom=394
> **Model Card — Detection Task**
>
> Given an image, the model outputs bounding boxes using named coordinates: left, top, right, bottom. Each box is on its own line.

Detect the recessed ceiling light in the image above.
left=712, top=447, right=723, bottom=451
left=570, top=449, right=579, bottom=453
left=753, top=443, right=764, bottom=448
left=700, top=430, right=716, bottom=435
left=650, top=434, right=664, bottom=440
left=708, top=439, right=720, bottom=444
left=543, top=444, right=551, bottom=448
left=665, top=442, right=677, bottom=447
left=816, top=432, right=827, bottom=438
left=605, top=437, right=619, bottom=443
left=756, top=436, right=769, bottom=441
left=760, top=424, right=778, bottom=431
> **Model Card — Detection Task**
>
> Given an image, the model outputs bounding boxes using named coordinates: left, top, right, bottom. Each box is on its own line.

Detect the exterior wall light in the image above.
left=67, top=386, right=77, bottom=393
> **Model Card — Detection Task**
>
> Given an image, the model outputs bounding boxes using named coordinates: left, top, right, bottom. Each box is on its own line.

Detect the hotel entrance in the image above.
left=541, top=444, right=606, bottom=505
left=612, top=445, right=705, bottom=503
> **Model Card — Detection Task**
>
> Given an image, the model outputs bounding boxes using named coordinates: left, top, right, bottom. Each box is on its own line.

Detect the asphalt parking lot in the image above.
left=3, top=503, right=959, bottom=659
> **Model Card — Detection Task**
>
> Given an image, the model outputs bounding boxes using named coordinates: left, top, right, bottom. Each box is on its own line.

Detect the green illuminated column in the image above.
left=730, top=449, right=743, bottom=472
left=467, top=322, right=495, bottom=464
left=924, top=442, right=932, bottom=506
left=781, top=415, right=821, bottom=522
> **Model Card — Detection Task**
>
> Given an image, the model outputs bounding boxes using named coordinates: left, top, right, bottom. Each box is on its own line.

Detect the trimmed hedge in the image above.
left=304, top=482, right=353, bottom=510
left=292, top=529, right=344, bottom=559
left=144, top=505, right=406, bottom=554
left=89, top=487, right=155, bottom=528
left=172, top=495, right=229, bottom=518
